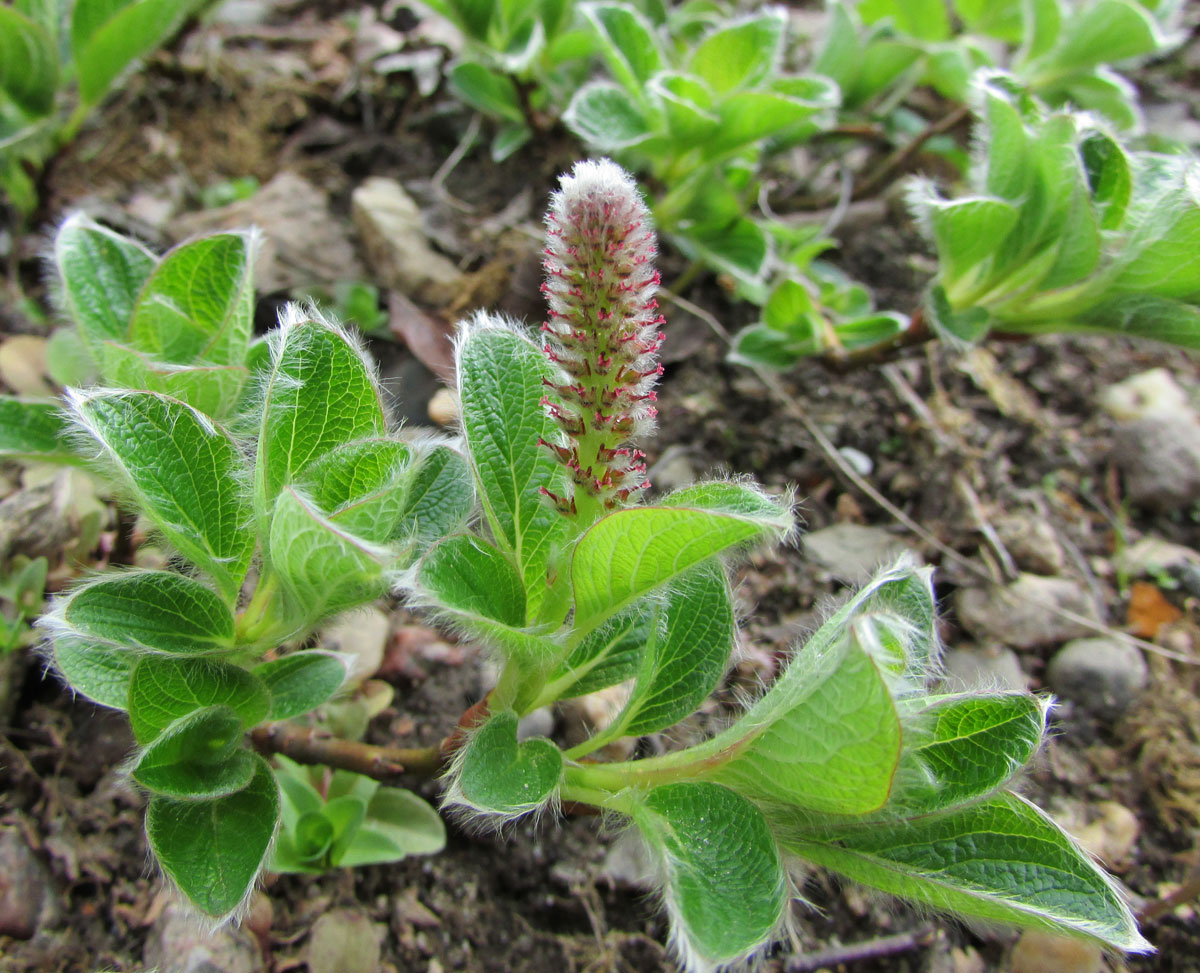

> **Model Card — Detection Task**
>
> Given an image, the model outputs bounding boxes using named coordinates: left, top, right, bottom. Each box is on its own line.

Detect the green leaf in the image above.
left=781, top=792, right=1149, bottom=952
left=54, top=213, right=157, bottom=347
left=70, top=0, right=132, bottom=56
left=563, top=81, right=652, bottom=151
left=127, top=232, right=255, bottom=366
left=1032, top=0, right=1158, bottom=77
left=338, top=787, right=446, bottom=866
left=396, top=444, right=474, bottom=547
left=128, top=655, right=270, bottom=744
left=572, top=498, right=789, bottom=629
left=712, top=633, right=901, bottom=815
left=455, top=710, right=562, bottom=814
left=69, top=390, right=254, bottom=600
left=1081, top=295, right=1200, bottom=350
left=582, top=2, right=663, bottom=97
left=132, top=706, right=254, bottom=798
left=833, top=313, right=909, bottom=351
left=929, top=284, right=991, bottom=343
left=146, top=753, right=279, bottom=918
left=300, top=438, right=413, bottom=543
left=253, top=651, right=350, bottom=721
left=0, top=397, right=75, bottom=461
left=75, top=0, right=202, bottom=109
left=1110, top=159, right=1200, bottom=301
left=674, top=217, right=769, bottom=284
left=619, top=562, right=733, bottom=736
left=888, top=694, right=1047, bottom=814
left=555, top=608, right=653, bottom=699
left=0, top=5, right=59, bottom=116
left=1054, top=68, right=1140, bottom=131
left=926, top=197, right=1020, bottom=284
left=490, top=120, right=531, bottom=162
left=255, top=316, right=386, bottom=517
left=455, top=322, right=570, bottom=622
left=99, top=342, right=248, bottom=419
left=45, top=327, right=98, bottom=388
left=729, top=322, right=815, bottom=368
left=647, top=73, right=716, bottom=147
left=661, top=480, right=793, bottom=523
left=448, top=61, right=524, bottom=124
left=417, top=533, right=519, bottom=625
left=686, top=8, right=785, bottom=94
left=267, top=488, right=389, bottom=627
left=708, top=91, right=828, bottom=156
left=61, top=571, right=235, bottom=656
left=417, top=533, right=559, bottom=663
left=632, top=782, right=785, bottom=968
left=53, top=636, right=134, bottom=710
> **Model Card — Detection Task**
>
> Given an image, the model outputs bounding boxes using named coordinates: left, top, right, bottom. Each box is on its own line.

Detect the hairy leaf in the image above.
left=132, top=706, right=254, bottom=798
left=0, top=4, right=58, bottom=116
left=782, top=792, right=1149, bottom=952
left=633, top=782, right=785, bottom=968
left=572, top=499, right=788, bottom=629
left=69, top=391, right=253, bottom=600
left=127, top=232, right=255, bottom=366
left=456, top=711, right=562, bottom=814
left=253, top=651, right=350, bottom=721
left=620, top=562, right=733, bottom=736
left=128, top=655, right=270, bottom=744
left=75, top=0, right=202, bottom=108
left=338, top=788, right=446, bottom=866
left=256, top=317, right=385, bottom=516
left=53, top=636, right=134, bottom=710
left=687, top=8, right=785, bottom=94
left=54, top=214, right=157, bottom=347
left=456, top=323, right=570, bottom=621
left=100, top=343, right=249, bottom=419
left=267, top=488, right=388, bottom=627
left=0, top=397, right=75, bottom=461
left=146, top=753, right=279, bottom=918
left=62, top=571, right=235, bottom=656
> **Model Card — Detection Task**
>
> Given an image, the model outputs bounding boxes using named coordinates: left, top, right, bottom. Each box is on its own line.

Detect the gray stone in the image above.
left=940, top=645, right=1027, bottom=693
left=0, top=827, right=50, bottom=939
left=1046, top=637, right=1148, bottom=716
left=955, top=574, right=1099, bottom=650
left=1112, top=415, right=1200, bottom=511
left=171, top=172, right=364, bottom=293
left=803, top=524, right=913, bottom=585
left=142, top=900, right=262, bottom=973
left=598, top=830, right=651, bottom=890
left=993, top=512, right=1065, bottom=576
left=306, top=908, right=384, bottom=973
left=1114, top=536, right=1200, bottom=579
left=352, top=177, right=464, bottom=306
left=516, top=706, right=554, bottom=742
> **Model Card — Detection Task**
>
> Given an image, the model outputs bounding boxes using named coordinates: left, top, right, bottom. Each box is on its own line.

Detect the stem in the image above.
left=235, top=572, right=279, bottom=643
left=249, top=722, right=442, bottom=780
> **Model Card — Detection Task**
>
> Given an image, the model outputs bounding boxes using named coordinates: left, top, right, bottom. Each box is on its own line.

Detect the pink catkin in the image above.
left=539, top=159, right=665, bottom=516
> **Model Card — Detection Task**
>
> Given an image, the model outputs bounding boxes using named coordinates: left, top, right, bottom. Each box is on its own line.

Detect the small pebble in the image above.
left=940, top=645, right=1027, bottom=693
left=956, top=575, right=1098, bottom=650
left=307, top=908, right=384, bottom=973
left=427, top=387, right=458, bottom=426
left=803, top=523, right=913, bottom=585
left=0, top=827, right=50, bottom=939
left=1112, top=415, right=1200, bottom=511
left=1073, top=801, right=1140, bottom=872
left=1046, top=637, right=1148, bottom=717
left=142, top=901, right=260, bottom=973
left=1008, top=929, right=1102, bottom=973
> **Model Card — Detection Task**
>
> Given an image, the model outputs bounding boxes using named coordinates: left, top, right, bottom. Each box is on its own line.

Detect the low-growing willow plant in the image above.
left=734, top=70, right=1200, bottom=366
left=0, top=214, right=261, bottom=464
left=41, top=159, right=1146, bottom=968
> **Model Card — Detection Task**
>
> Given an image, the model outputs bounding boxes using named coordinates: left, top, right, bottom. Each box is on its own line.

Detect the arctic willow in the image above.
left=39, top=160, right=1145, bottom=969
